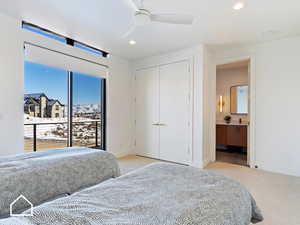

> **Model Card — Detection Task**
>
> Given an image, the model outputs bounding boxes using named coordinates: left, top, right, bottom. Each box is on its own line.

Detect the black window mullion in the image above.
left=101, top=79, right=107, bottom=150
left=67, top=71, right=73, bottom=147
left=66, top=38, right=74, bottom=46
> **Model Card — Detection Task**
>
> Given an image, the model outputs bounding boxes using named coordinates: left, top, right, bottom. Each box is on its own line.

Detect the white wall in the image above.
left=202, top=47, right=216, bottom=167
left=107, top=56, right=134, bottom=157
left=0, top=13, right=23, bottom=156
left=0, top=12, right=134, bottom=157
left=216, top=66, right=249, bottom=123
left=255, top=37, right=300, bottom=177
left=133, top=46, right=205, bottom=168
left=213, top=36, right=300, bottom=177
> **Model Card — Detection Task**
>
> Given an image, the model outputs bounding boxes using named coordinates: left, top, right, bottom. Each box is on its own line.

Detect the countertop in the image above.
left=216, top=122, right=249, bottom=126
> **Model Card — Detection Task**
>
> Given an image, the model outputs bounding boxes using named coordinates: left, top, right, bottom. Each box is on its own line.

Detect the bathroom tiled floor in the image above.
left=216, top=150, right=247, bottom=166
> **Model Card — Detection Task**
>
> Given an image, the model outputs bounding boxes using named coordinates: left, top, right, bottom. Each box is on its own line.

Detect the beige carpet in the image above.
left=118, top=155, right=300, bottom=225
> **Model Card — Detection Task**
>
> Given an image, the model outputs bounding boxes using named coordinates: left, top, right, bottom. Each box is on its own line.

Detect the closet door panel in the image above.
left=135, top=68, right=160, bottom=158
left=159, top=61, right=191, bottom=164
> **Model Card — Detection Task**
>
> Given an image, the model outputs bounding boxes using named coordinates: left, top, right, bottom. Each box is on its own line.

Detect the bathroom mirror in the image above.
left=230, top=85, right=248, bottom=114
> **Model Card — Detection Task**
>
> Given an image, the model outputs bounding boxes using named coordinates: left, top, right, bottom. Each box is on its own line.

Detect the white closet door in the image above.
left=159, top=61, right=191, bottom=164
left=135, top=68, right=160, bottom=158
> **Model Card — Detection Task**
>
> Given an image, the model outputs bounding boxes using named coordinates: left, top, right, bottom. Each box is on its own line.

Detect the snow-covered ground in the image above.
left=24, top=114, right=67, bottom=125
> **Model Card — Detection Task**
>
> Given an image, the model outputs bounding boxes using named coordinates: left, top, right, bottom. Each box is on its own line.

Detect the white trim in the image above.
left=213, top=54, right=256, bottom=168
left=249, top=55, right=256, bottom=168
left=188, top=57, right=194, bottom=164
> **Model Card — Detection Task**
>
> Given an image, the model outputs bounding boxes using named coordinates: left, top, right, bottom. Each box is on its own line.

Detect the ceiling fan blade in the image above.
left=150, top=13, right=194, bottom=25
left=124, top=0, right=139, bottom=12
left=121, top=23, right=137, bottom=39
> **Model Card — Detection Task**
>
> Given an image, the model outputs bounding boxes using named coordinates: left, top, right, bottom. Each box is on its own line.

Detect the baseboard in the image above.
left=108, top=149, right=134, bottom=158
left=203, top=159, right=211, bottom=168
left=190, top=161, right=204, bottom=169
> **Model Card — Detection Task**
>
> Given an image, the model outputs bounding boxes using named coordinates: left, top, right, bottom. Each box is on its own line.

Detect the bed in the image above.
left=0, top=147, right=120, bottom=218
left=0, top=149, right=263, bottom=225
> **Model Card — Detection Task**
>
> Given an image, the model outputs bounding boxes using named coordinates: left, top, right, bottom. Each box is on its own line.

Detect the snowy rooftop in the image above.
left=24, top=93, right=46, bottom=99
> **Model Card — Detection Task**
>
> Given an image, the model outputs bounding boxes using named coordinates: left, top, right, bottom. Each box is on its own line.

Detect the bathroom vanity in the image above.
left=216, top=123, right=248, bottom=147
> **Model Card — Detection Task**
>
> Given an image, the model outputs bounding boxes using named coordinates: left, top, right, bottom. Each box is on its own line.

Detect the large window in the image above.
left=24, top=62, right=106, bottom=152
left=23, top=22, right=108, bottom=152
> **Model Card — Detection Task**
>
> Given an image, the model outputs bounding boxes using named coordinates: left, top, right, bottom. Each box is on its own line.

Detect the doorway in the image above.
left=215, top=60, right=250, bottom=166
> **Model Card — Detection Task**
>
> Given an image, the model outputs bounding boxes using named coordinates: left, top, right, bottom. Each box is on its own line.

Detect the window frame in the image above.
left=22, top=23, right=66, bottom=44
left=22, top=22, right=109, bottom=58
left=67, top=71, right=106, bottom=150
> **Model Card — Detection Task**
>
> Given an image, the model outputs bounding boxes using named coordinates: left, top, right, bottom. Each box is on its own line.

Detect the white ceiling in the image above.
left=0, top=0, right=300, bottom=59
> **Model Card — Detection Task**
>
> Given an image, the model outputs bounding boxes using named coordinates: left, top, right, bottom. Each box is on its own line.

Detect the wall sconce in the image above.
left=219, top=95, right=225, bottom=112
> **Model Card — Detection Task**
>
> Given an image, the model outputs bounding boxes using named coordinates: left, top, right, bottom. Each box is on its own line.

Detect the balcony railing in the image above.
left=24, top=120, right=101, bottom=152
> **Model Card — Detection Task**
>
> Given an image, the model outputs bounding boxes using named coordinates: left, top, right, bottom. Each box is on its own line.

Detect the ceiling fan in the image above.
left=123, top=0, right=194, bottom=38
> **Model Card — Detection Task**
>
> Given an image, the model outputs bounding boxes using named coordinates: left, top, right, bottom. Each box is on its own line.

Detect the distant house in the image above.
left=24, top=93, right=65, bottom=118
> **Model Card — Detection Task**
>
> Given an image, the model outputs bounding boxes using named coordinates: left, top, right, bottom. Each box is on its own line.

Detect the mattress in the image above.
left=1, top=162, right=263, bottom=225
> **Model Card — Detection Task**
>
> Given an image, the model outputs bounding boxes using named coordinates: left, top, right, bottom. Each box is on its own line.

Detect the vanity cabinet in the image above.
left=216, top=125, right=247, bottom=147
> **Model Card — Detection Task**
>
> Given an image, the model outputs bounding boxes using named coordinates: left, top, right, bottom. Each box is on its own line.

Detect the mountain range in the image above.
left=73, top=104, right=101, bottom=114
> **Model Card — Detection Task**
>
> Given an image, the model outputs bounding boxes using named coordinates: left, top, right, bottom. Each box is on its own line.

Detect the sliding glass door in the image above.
left=72, top=72, right=103, bottom=148
left=24, top=62, right=106, bottom=152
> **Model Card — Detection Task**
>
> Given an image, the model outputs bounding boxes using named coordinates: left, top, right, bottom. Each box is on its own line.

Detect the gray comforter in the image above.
left=1, top=162, right=263, bottom=225
left=0, top=147, right=120, bottom=218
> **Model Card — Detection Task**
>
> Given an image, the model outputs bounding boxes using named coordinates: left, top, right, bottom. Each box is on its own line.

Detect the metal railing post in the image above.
left=33, top=124, right=37, bottom=152
left=95, top=121, right=98, bottom=147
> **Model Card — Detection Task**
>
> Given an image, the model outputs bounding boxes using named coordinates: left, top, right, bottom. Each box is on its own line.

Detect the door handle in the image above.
left=158, top=123, right=167, bottom=126
left=152, top=123, right=167, bottom=126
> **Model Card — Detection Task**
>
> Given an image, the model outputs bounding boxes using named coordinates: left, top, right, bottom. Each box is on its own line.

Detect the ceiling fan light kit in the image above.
left=123, top=0, right=194, bottom=38
left=135, top=9, right=151, bottom=26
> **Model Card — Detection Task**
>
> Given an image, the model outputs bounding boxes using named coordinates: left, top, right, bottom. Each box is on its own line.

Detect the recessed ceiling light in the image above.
left=233, top=2, right=244, bottom=10
left=129, top=40, right=136, bottom=45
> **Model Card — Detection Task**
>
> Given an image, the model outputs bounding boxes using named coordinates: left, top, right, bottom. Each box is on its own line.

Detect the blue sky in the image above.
left=24, top=61, right=102, bottom=105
